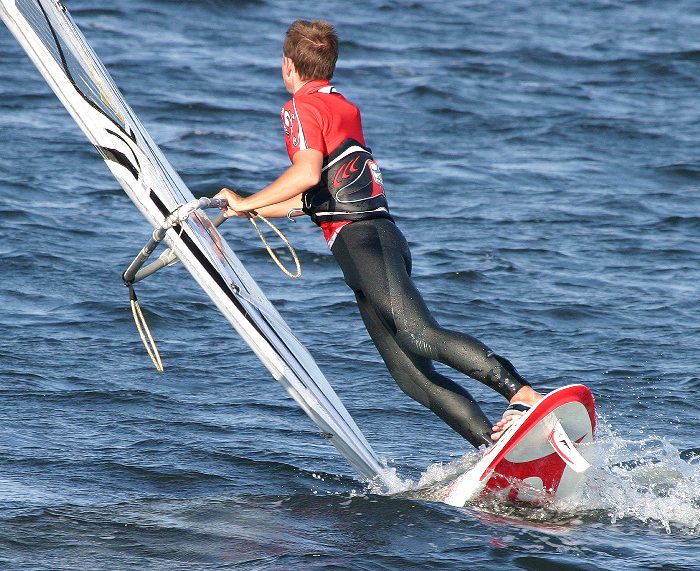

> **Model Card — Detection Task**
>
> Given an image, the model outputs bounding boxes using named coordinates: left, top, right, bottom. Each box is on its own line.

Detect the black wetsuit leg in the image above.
left=330, top=218, right=531, bottom=448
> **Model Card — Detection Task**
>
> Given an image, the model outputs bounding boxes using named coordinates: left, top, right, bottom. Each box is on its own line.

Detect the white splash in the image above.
left=580, top=419, right=700, bottom=535
left=379, top=420, right=700, bottom=535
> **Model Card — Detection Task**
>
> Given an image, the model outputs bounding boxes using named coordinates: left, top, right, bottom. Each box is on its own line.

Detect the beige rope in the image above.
left=130, top=294, right=164, bottom=373
left=247, top=212, right=301, bottom=279
left=125, top=206, right=300, bottom=374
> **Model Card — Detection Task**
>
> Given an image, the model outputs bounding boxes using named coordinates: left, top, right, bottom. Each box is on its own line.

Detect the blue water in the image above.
left=1, top=0, right=699, bottom=569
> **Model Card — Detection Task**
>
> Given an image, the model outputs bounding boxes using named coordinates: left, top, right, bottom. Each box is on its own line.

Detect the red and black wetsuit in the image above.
left=282, top=80, right=390, bottom=246
left=282, top=80, right=530, bottom=448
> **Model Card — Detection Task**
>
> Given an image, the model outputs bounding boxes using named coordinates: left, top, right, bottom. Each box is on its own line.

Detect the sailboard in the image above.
left=0, top=0, right=396, bottom=488
left=441, top=384, right=596, bottom=506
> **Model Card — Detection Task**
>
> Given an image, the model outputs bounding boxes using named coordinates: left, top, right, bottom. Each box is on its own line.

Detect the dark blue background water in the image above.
left=1, top=1, right=699, bottom=569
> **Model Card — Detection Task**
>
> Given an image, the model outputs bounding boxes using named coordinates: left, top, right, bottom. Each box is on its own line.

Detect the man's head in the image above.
left=283, top=20, right=338, bottom=82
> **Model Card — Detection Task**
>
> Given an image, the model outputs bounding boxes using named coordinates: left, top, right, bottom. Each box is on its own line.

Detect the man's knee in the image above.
left=385, top=365, right=432, bottom=408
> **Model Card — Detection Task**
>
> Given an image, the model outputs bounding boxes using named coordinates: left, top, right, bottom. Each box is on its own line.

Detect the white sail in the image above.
left=0, top=0, right=396, bottom=488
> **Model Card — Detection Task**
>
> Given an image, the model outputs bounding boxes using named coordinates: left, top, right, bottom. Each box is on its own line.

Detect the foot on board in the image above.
left=490, top=402, right=531, bottom=441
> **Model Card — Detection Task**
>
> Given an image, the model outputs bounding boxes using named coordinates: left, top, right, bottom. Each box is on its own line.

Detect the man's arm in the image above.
left=216, top=149, right=322, bottom=218
left=250, top=195, right=304, bottom=218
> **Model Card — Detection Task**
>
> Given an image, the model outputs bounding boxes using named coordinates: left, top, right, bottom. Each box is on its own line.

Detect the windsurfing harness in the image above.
left=302, top=138, right=393, bottom=226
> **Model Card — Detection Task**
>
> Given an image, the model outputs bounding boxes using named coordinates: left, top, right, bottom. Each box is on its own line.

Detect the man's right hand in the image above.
left=215, top=187, right=251, bottom=218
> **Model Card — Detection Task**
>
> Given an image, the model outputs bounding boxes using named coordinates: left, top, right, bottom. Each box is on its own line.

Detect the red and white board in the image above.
left=442, top=384, right=596, bottom=506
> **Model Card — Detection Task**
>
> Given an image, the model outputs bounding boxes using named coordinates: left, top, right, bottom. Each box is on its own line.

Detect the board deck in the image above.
left=442, top=384, right=596, bottom=506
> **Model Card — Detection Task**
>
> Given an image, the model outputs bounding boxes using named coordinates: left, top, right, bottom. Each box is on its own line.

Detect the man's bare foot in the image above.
left=490, top=386, right=544, bottom=442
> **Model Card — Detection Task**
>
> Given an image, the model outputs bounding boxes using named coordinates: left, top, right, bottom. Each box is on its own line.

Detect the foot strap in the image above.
left=547, top=419, right=591, bottom=473
left=502, top=402, right=531, bottom=419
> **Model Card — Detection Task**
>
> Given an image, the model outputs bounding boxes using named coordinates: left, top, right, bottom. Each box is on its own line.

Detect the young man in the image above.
left=215, top=19, right=542, bottom=448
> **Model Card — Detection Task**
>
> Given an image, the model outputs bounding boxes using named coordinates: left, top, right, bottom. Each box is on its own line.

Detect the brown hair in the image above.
left=283, top=20, right=338, bottom=81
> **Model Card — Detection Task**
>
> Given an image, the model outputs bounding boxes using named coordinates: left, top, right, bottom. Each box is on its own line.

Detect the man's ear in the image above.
left=283, top=56, right=295, bottom=76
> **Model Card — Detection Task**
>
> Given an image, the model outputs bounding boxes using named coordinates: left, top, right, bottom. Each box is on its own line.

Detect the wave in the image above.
left=584, top=431, right=700, bottom=535
left=393, top=424, right=700, bottom=535
left=653, top=163, right=700, bottom=181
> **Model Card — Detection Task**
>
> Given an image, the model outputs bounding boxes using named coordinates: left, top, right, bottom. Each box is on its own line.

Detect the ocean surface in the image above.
left=1, top=0, right=699, bottom=569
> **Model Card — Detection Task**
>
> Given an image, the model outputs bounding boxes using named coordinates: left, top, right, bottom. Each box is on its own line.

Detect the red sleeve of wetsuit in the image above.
left=280, top=99, right=327, bottom=160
